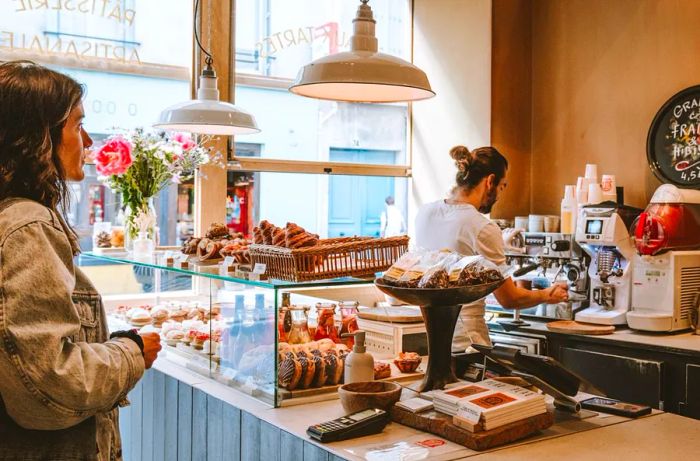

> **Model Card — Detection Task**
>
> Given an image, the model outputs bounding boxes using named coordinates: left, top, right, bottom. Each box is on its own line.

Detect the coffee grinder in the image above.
left=575, top=204, right=642, bottom=325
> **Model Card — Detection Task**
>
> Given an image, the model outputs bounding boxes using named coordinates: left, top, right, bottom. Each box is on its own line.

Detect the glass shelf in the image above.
left=80, top=251, right=374, bottom=290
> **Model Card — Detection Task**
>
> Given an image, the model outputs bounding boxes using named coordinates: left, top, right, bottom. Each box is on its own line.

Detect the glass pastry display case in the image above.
left=77, top=251, right=373, bottom=407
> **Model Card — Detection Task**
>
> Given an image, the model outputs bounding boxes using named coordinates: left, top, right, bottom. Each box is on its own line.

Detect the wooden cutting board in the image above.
left=391, top=405, right=553, bottom=451
left=357, top=306, right=424, bottom=323
left=546, top=320, right=615, bottom=335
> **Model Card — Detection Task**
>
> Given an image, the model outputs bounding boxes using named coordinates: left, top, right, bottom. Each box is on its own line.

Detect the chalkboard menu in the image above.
left=647, top=85, right=700, bottom=188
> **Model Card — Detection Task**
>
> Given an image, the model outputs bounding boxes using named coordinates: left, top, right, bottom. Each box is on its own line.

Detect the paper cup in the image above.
left=585, top=164, right=598, bottom=184
left=588, top=183, right=603, bottom=204
left=544, top=216, right=560, bottom=233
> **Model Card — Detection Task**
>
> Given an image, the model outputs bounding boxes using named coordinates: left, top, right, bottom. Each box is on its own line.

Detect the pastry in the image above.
left=200, top=240, right=224, bottom=261
left=181, top=236, right=201, bottom=255
left=252, top=226, right=264, bottom=244
left=165, top=329, right=185, bottom=346
left=169, top=308, right=188, bottom=323
left=205, top=222, right=230, bottom=240
left=192, top=332, right=210, bottom=350
left=373, top=362, right=391, bottom=380
left=287, top=232, right=318, bottom=249
left=296, top=356, right=310, bottom=388
left=316, top=338, right=336, bottom=353
left=129, top=308, right=151, bottom=327
left=393, top=352, right=422, bottom=373
left=150, top=307, right=169, bottom=326
left=300, top=353, right=316, bottom=389
left=278, top=356, right=302, bottom=390
left=272, top=226, right=286, bottom=246
left=187, top=308, right=202, bottom=320
left=196, top=238, right=210, bottom=258
left=324, top=353, right=340, bottom=385
left=262, top=225, right=275, bottom=245
left=310, top=353, right=327, bottom=387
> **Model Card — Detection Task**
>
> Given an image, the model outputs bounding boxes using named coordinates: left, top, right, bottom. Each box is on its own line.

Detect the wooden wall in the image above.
left=492, top=0, right=700, bottom=215
left=409, top=0, right=492, bottom=233
left=120, top=370, right=345, bottom=461
left=490, top=0, right=532, bottom=218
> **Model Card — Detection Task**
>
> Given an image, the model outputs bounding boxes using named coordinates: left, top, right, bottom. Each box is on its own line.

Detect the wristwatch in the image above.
left=110, top=329, right=144, bottom=355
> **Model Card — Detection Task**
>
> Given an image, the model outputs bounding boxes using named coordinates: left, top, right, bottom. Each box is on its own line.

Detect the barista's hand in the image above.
left=502, top=228, right=526, bottom=254
left=139, top=333, right=162, bottom=369
left=544, top=284, right=569, bottom=304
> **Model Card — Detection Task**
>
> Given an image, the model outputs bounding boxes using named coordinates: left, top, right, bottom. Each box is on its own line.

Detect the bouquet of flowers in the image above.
left=94, top=128, right=220, bottom=248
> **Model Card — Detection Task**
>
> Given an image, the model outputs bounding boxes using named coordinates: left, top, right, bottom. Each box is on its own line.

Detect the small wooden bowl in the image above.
left=393, top=358, right=422, bottom=374
left=338, top=381, right=402, bottom=414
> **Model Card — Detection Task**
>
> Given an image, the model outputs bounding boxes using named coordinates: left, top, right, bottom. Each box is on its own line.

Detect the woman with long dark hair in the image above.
left=0, top=61, right=160, bottom=460
left=415, top=145, right=568, bottom=351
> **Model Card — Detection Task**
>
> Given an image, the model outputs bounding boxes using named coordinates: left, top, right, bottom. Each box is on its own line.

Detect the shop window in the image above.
left=232, top=0, right=411, bottom=238
left=0, top=0, right=194, bottom=249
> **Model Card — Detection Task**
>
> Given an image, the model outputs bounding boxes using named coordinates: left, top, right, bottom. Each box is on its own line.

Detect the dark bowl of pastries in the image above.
left=338, top=381, right=402, bottom=414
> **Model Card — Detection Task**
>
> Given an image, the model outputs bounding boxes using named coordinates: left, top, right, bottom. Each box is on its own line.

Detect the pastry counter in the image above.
left=80, top=252, right=422, bottom=408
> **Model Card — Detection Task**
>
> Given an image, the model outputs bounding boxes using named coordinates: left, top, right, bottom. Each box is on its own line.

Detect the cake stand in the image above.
left=375, top=279, right=505, bottom=392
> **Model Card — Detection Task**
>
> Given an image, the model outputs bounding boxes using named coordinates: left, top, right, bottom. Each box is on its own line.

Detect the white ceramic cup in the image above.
left=528, top=215, right=545, bottom=233
left=514, top=216, right=529, bottom=230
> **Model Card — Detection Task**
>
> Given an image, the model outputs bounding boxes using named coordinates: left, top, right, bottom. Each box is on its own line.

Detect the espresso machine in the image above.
left=627, top=185, right=700, bottom=332
left=575, top=204, right=641, bottom=325
left=489, top=232, right=589, bottom=320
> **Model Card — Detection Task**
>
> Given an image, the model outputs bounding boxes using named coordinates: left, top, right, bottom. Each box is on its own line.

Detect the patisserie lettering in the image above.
left=14, top=0, right=136, bottom=26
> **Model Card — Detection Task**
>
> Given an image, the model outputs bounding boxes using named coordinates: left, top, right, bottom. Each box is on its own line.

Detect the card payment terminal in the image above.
left=307, top=408, right=389, bottom=443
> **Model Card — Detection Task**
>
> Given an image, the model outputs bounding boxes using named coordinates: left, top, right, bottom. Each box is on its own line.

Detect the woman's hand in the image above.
left=139, top=332, right=162, bottom=369
left=544, top=284, right=569, bottom=304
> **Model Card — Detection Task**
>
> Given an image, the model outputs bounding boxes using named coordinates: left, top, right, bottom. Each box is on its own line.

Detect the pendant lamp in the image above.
left=155, top=0, right=260, bottom=135
left=289, top=0, right=434, bottom=103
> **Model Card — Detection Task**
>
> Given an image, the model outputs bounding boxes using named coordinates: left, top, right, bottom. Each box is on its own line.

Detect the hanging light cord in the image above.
left=194, top=0, right=214, bottom=68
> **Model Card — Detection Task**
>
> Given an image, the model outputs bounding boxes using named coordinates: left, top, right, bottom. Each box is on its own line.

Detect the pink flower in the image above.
left=172, top=132, right=196, bottom=151
left=94, top=136, right=133, bottom=176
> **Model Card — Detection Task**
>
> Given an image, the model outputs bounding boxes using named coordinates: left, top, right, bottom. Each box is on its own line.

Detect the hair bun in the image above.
left=449, top=145, right=472, bottom=171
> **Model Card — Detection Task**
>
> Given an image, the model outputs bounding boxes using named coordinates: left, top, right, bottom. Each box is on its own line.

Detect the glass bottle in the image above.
left=314, top=302, right=339, bottom=343
left=339, top=301, right=360, bottom=348
left=254, top=293, right=275, bottom=346
left=222, top=294, right=245, bottom=370
left=278, top=292, right=291, bottom=343
left=287, top=305, right=312, bottom=344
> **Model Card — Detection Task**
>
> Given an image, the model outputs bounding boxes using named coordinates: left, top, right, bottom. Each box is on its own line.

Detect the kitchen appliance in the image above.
left=488, top=232, right=589, bottom=320
left=575, top=204, right=641, bottom=325
left=627, top=185, right=700, bottom=332
left=627, top=251, right=700, bottom=332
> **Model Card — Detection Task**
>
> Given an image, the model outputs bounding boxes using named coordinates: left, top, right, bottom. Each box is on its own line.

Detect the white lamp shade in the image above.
left=289, top=50, right=435, bottom=103
left=288, top=0, right=434, bottom=103
left=155, top=98, right=260, bottom=135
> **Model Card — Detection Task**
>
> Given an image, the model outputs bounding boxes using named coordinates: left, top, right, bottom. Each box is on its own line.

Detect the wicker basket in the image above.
left=249, top=236, right=410, bottom=282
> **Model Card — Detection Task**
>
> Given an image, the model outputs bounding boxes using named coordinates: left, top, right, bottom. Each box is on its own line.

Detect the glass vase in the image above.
left=124, top=197, right=157, bottom=252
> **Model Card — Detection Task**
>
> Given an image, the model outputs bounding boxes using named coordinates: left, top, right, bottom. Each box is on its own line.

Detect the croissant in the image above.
left=262, top=225, right=275, bottom=245
left=288, top=232, right=318, bottom=249
left=196, top=238, right=210, bottom=258
left=272, top=227, right=286, bottom=246
left=200, top=241, right=223, bottom=261
left=252, top=226, right=263, bottom=244
left=181, top=237, right=201, bottom=255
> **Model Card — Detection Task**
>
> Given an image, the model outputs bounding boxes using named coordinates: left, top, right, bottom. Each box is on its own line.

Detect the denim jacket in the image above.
left=0, top=198, right=145, bottom=460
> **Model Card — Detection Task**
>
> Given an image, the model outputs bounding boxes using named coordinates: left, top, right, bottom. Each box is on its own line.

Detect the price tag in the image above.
left=253, top=263, right=267, bottom=275
left=176, top=252, right=189, bottom=269
left=222, top=256, right=236, bottom=274
left=164, top=250, right=174, bottom=266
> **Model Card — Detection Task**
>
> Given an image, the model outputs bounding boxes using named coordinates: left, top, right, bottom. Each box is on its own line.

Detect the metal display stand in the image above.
left=375, top=280, right=505, bottom=392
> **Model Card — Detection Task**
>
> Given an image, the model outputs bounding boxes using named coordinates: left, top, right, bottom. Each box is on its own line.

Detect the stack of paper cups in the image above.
left=585, top=164, right=598, bottom=185
left=588, top=183, right=603, bottom=205
left=601, top=174, right=617, bottom=203
left=576, top=176, right=589, bottom=204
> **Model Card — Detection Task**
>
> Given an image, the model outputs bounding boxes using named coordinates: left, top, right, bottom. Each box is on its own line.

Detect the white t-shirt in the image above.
left=381, top=204, right=406, bottom=237
left=415, top=200, right=506, bottom=351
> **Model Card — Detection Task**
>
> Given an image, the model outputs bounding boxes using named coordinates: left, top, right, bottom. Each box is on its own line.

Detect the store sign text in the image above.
left=0, top=31, right=141, bottom=63
left=14, top=0, right=135, bottom=26
left=256, top=23, right=350, bottom=59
